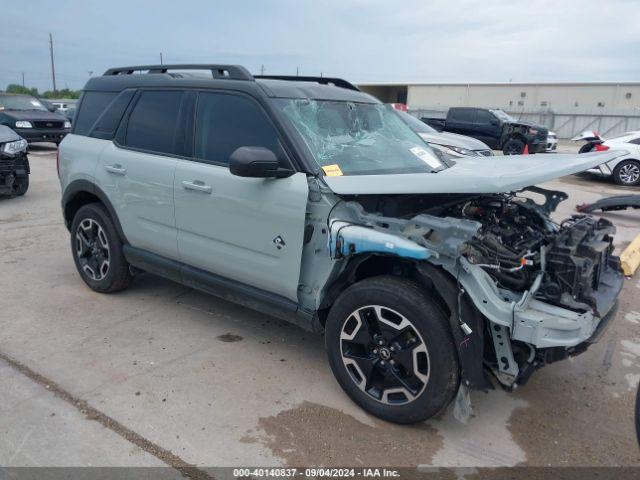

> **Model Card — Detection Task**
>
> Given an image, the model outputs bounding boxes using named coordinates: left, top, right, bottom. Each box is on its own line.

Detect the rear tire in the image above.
left=502, top=138, right=525, bottom=155
left=70, top=203, right=132, bottom=293
left=325, top=275, right=459, bottom=424
left=613, top=160, right=640, bottom=186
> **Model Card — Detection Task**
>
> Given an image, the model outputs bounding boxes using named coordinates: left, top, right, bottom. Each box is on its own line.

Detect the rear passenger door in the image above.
left=447, top=108, right=477, bottom=137
left=174, top=91, right=308, bottom=302
left=96, top=90, right=184, bottom=260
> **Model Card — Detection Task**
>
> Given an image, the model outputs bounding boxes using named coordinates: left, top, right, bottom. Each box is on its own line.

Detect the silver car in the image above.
left=59, top=64, right=625, bottom=424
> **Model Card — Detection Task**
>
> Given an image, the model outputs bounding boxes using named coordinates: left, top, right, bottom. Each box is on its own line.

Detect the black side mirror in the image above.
left=229, top=146, right=292, bottom=178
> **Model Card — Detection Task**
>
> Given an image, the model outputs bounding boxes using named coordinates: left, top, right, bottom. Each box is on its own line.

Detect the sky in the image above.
left=1, top=0, right=639, bottom=92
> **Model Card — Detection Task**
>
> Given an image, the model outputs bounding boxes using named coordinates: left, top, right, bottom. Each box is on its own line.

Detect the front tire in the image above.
left=325, top=276, right=459, bottom=424
left=70, top=203, right=132, bottom=293
left=502, top=138, right=525, bottom=155
left=13, top=174, right=28, bottom=196
left=613, top=160, right=640, bottom=186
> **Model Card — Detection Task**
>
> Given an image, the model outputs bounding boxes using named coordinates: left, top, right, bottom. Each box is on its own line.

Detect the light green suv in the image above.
left=59, top=64, right=625, bottom=424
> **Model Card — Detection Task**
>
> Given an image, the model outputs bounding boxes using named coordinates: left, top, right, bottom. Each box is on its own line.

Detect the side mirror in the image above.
left=490, top=119, right=500, bottom=126
left=229, top=146, right=292, bottom=178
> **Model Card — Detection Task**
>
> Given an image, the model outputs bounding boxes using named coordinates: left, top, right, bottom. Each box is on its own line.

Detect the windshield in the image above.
left=396, top=110, right=437, bottom=134
left=0, top=95, right=48, bottom=112
left=275, top=99, right=449, bottom=176
left=489, top=109, right=516, bottom=122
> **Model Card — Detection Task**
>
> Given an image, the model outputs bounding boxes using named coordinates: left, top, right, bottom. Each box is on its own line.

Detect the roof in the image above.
left=84, top=64, right=377, bottom=103
left=358, top=81, right=640, bottom=87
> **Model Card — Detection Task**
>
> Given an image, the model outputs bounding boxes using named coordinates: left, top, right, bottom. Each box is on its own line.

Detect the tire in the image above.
left=613, top=160, right=640, bottom=186
left=502, top=138, right=526, bottom=155
left=325, top=275, right=459, bottom=424
left=13, top=174, right=28, bottom=196
left=70, top=203, right=132, bottom=293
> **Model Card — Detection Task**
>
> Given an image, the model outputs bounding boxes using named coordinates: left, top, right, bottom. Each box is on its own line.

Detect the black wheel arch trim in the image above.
left=61, top=179, right=129, bottom=244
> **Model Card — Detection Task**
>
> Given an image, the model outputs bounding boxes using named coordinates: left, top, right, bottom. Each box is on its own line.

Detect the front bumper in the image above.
left=546, top=138, right=558, bottom=152
left=0, top=154, right=29, bottom=194
left=527, top=138, right=548, bottom=153
left=14, top=127, right=69, bottom=143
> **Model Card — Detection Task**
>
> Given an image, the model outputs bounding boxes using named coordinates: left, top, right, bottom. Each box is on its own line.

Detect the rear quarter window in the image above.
left=73, top=92, right=118, bottom=135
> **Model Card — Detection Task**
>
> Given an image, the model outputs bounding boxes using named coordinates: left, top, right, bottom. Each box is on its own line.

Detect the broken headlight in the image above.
left=2, top=138, right=28, bottom=156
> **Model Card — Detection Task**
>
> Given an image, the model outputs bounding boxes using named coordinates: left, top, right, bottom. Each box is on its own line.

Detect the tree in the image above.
left=5, top=84, right=39, bottom=96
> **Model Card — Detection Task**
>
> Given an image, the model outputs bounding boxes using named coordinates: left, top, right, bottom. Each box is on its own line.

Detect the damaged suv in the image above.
left=59, top=65, right=625, bottom=424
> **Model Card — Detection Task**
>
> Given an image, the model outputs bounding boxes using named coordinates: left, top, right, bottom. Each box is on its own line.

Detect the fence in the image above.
left=410, top=108, right=640, bottom=139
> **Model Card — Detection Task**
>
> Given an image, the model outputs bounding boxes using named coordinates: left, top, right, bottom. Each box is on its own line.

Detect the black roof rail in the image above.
left=254, top=75, right=360, bottom=92
left=103, top=64, right=254, bottom=81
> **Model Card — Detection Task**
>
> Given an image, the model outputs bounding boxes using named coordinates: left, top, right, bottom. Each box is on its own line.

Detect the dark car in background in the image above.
left=424, top=107, right=548, bottom=155
left=0, top=94, right=71, bottom=145
left=0, top=125, right=29, bottom=196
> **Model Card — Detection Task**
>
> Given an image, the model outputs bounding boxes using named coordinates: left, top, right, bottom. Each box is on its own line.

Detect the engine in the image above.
left=444, top=195, right=617, bottom=313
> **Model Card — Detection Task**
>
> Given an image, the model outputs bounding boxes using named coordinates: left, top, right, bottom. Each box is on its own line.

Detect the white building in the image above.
left=358, top=82, right=640, bottom=138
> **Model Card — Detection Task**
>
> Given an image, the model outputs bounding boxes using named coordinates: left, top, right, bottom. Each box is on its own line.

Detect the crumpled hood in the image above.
left=418, top=131, right=491, bottom=151
left=1, top=109, right=67, bottom=122
left=323, top=150, right=628, bottom=195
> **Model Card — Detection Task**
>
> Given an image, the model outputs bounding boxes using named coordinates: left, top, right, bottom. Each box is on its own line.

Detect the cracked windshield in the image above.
left=276, top=99, right=450, bottom=176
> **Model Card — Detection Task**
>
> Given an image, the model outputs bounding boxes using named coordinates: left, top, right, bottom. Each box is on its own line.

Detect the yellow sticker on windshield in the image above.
left=322, top=164, right=344, bottom=176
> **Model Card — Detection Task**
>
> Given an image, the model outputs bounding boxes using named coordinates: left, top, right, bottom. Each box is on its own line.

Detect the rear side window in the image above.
left=629, top=137, right=640, bottom=145
left=449, top=108, right=476, bottom=122
left=124, top=91, right=183, bottom=155
left=89, top=90, right=135, bottom=139
left=194, top=92, right=286, bottom=165
left=73, top=92, right=117, bottom=135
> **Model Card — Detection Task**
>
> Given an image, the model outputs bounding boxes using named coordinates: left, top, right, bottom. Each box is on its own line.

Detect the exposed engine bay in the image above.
left=439, top=194, right=617, bottom=315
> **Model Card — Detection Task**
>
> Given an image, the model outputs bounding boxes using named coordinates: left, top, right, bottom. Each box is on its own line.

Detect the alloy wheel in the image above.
left=340, top=305, right=430, bottom=405
left=75, top=218, right=110, bottom=281
left=619, top=163, right=640, bottom=184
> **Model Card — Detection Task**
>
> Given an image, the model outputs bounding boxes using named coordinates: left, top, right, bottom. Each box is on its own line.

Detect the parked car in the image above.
left=50, top=99, right=77, bottom=114
left=396, top=110, right=493, bottom=157
left=0, top=93, right=71, bottom=145
left=0, top=125, right=29, bottom=196
left=583, top=131, right=640, bottom=185
left=60, top=64, right=624, bottom=424
left=546, top=131, right=558, bottom=152
left=424, top=107, right=548, bottom=155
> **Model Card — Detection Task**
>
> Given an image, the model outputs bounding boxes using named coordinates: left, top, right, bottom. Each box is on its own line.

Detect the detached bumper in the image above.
left=14, top=128, right=69, bottom=143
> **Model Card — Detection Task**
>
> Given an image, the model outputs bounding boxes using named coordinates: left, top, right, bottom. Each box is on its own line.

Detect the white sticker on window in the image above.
left=30, top=100, right=43, bottom=107
left=410, top=146, right=442, bottom=169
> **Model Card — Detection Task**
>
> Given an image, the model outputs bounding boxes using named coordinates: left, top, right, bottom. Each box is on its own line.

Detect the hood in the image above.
left=0, top=125, right=22, bottom=143
left=418, top=131, right=490, bottom=151
left=323, top=150, right=628, bottom=195
left=1, top=109, right=68, bottom=122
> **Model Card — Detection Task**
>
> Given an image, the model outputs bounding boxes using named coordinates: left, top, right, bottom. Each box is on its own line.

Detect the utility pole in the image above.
left=21, top=72, right=25, bottom=87
left=296, top=66, right=299, bottom=76
left=160, top=52, right=163, bottom=65
left=49, top=33, right=57, bottom=93
left=260, top=64, right=265, bottom=75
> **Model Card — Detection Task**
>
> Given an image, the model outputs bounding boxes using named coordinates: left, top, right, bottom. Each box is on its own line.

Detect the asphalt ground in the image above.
left=1, top=142, right=639, bottom=473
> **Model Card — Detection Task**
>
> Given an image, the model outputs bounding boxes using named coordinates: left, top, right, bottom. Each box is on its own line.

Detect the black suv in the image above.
left=0, top=94, right=71, bottom=144
left=425, top=107, right=549, bottom=155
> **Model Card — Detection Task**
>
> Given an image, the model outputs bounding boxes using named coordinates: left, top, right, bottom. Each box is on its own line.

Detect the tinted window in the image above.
left=629, top=137, right=640, bottom=145
left=124, top=91, right=183, bottom=154
left=194, top=92, right=285, bottom=165
left=89, top=90, right=135, bottom=139
left=449, top=108, right=476, bottom=122
left=74, top=92, right=117, bottom=135
left=476, top=110, right=497, bottom=124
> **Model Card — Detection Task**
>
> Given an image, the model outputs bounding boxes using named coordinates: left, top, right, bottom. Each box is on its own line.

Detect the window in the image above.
left=449, top=108, right=476, bottom=122
left=125, top=91, right=183, bottom=154
left=520, top=92, right=526, bottom=98
left=194, top=92, right=285, bottom=165
left=476, top=110, right=496, bottom=124
left=629, top=137, right=640, bottom=145
left=626, top=92, right=632, bottom=99
left=73, top=92, right=117, bottom=135
left=597, top=101, right=605, bottom=107
left=89, top=90, right=135, bottom=139
left=540, top=101, right=548, bottom=107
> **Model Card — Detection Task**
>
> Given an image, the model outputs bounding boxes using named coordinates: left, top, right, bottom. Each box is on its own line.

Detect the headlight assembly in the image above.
left=15, top=120, right=33, bottom=129
left=2, top=138, right=28, bottom=156
left=64, top=121, right=71, bottom=129
left=429, top=144, right=477, bottom=157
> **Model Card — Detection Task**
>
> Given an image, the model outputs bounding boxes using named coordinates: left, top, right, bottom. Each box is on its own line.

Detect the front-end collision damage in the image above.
left=319, top=184, right=624, bottom=394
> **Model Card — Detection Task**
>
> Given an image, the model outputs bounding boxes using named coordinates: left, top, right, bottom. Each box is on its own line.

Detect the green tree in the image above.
left=5, top=84, right=39, bottom=96
left=41, top=88, right=81, bottom=99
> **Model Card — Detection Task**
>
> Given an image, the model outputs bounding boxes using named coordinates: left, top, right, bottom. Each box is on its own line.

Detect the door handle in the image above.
left=181, top=180, right=212, bottom=194
left=104, top=164, right=126, bottom=175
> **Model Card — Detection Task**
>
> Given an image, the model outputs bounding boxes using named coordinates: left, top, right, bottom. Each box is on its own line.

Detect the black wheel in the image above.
left=13, top=174, right=28, bottom=196
left=70, top=203, right=132, bottom=293
left=325, top=275, right=459, bottom=424
left=502, top=138, right=526, bottom=155
left=613, top=160, right=640, bottom=186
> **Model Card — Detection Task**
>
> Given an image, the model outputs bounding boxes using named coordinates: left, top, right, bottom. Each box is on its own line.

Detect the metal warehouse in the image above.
left=358, top=82, right=640, bottom=138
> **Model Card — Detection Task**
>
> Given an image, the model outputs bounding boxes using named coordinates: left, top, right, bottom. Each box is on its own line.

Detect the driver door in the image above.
left=174, top=91, right=308, bottom=301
